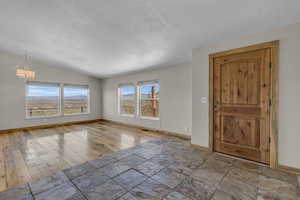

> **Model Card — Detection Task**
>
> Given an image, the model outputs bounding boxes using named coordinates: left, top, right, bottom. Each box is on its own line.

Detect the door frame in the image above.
left=208, top=41, right=279, bottom=168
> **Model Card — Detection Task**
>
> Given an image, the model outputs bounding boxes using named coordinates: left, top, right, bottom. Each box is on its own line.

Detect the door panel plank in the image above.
left=221, top=63, right=230, bottom=104
left=247, top=62, right=259, bottom=105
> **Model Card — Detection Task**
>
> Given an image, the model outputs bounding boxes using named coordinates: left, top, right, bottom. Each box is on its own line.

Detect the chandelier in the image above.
left=16, top=51, right=36, bottom=79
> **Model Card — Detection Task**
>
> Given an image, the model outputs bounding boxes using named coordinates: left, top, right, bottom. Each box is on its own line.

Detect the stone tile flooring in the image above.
left=0, top=136, right=299, bottom=200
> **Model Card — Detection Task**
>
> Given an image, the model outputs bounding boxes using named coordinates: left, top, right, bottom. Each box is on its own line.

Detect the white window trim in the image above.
left=63, top=84, right=91, bottom=116
left=25, top=82, right=62, bottom=119
left=117, top=81, right=160, bottom=120
left=138, top=82, right=160, bottom=120
left=118, top=84, right=136, bottom=117
left=25, top=81, right=90, bottom=119
left=120, top=113, right=136, bottom=118
left=140, top=116, right=160, bottom=120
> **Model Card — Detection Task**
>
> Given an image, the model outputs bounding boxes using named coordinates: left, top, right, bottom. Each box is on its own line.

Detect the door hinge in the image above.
left=269, top=62, right=272, bottom=69
left=269, top=137, right=271, bottom=143
left=269, top=99, right=272, bottom=106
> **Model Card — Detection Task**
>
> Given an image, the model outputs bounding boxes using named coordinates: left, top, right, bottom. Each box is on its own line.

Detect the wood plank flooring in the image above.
left=0, top=121, right=161, bottom=192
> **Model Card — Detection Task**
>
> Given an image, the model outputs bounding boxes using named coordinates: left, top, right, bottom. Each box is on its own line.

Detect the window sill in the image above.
left=118, top=114, right=160, bottom=121
left=120, top=114, right=135, bottom=118
left=140, top=116, right=160, bottom=121
left=25, top=115, right=62, bottom=120
left=26, top=113, right=91, bottom=120
left=64, top=112, right=90, bottom=117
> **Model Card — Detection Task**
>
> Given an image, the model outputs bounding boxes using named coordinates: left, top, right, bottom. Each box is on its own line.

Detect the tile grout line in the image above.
left=27, top=183, right=36, bottom=200
left=207, top=162, right=235, bottom=200
left=66, top=172, right=89, bottom=200
left=116, top=161, right=180, bottom=200
left=118, top=176, right=155, bottom=199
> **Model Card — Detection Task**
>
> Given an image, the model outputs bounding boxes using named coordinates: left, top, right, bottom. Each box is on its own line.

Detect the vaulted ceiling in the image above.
left=1, top=0, right=300, bottom=77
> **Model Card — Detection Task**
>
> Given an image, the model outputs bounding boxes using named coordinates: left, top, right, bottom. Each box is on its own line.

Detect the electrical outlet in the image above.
left=201, top=97, right=207, bottom=103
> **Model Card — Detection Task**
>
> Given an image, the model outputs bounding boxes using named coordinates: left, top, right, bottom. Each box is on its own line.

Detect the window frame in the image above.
left=63, top=84, right=90, bottom=116
left=25, top=82, right=62, bottom=119
left=25, top=81, right=90, bottom=119
left=138, top=82, right=160, bottom=120
left=118, top=84, right=136, bottom=117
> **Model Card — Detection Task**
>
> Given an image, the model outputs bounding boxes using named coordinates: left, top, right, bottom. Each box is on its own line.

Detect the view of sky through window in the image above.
left=27, top=86, right=59, bottom=97
left=28, top=86, right=87, bottom=97
left=140, top=85, right=160, bottom=95
left=120, top=87, right=135, bottom=95
left=64, top=87, right=88, bottom=97
left=120, top=85, right=160, bottom=96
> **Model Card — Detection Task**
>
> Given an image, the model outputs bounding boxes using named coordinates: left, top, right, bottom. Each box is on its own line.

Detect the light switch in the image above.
left=201, top=97, right=207, bottom=103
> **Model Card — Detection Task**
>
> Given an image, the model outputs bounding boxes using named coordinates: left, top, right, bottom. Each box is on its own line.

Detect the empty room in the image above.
left=0, top=1, right=300, bottom=200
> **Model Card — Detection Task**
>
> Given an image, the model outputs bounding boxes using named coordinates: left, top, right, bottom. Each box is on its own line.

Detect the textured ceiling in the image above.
left=0, top=0, right=300, bottom=77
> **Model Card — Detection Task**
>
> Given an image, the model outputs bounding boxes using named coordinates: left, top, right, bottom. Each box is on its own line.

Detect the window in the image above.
left=117, top=81, right=160, bottom=119
left=64, top=85, right=89, bottom=115
left=139, top=81, right=160, bottom=118
left=25, top=82, right=90, bottom=118
left=26, top=83, right=61, bottom=118
left=119, top=85, right=136, bottom=116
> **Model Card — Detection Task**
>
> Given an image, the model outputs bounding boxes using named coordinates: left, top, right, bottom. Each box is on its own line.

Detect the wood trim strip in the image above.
left=191, top=144, right=210, bottom=152
left=278, top=165, right=300, bottom=176
left=101, top=119, right=191, bottom=140
left=0, top=119, right=102, bottom=134
left=209, top=41, right=279, bottom=58
left=270, top=41, right=279, bottom=168
left=208, top=40, right=279, bottom=169
left=159, top=130, right=191, bottom=140
left=208, top=55, right=214, bottom=152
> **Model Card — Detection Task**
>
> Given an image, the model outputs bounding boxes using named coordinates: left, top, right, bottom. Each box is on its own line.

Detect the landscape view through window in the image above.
left=119, top=84, right=160, bottom=118
left=64, top=87, right=89, bottom=115
left=140, top=84, right=160, bottom=118
left=26, top=85, right=60, bottom=117
left=26, top=84, right=89, bottom=117
left=120, top=87, right=135, bottom=115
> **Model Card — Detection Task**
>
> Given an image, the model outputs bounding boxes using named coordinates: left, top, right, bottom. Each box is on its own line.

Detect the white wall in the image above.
left=0, top=50, right=102, bottom=130
left=192, top=23, right=300, bottom=168
left=102, top=64, right=192, bottom=136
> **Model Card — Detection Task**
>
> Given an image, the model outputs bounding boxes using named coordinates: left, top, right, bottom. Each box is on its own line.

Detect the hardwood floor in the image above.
left=0, top=121, right=161, bottom=192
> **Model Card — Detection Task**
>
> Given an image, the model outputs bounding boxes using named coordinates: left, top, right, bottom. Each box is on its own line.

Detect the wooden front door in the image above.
left=213, top=48, right=271, bottom=164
